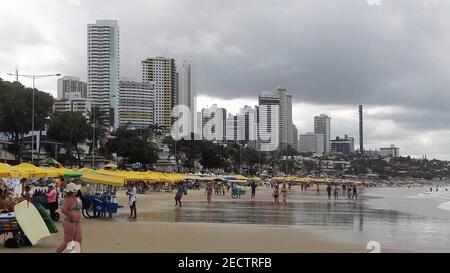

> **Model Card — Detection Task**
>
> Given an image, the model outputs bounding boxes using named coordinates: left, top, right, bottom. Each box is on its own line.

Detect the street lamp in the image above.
left=7, top=72, right=61, bottom=164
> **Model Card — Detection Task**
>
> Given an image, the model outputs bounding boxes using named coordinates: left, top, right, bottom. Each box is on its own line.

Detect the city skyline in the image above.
left=1, top=1, right=450, bottom=159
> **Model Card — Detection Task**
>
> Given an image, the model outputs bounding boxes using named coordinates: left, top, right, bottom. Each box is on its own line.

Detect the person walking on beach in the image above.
left=56, top=183, right=82, bottom=253
left=272, top=185, right=280, bottom=205
left=347, top=186, right=352, bottom=200
left=281, top=183, right=288, bottom=206
left=352, top=185, right=358, bottom=200
left=205, top=182, right=213, bottom=205
left=175, top=184, right=184, bottom=207
left=127, top=183, right=137, bottom=219
left=326, top=184, right=332, bottom=200
left=333, top=185, right=339, bottom=200
left=316, top=183, right=320, bottom=195
left=251, top=181, right=257, bottom=199
left=46, top=183, right=59, bottom=221
left=221, top=183, right=226, bottom=195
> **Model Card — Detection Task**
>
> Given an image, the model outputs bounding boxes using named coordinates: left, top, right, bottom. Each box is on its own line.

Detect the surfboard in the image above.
left=14, top=201, right=50, bottom=245
left=34, top=204, right=58, bottom=233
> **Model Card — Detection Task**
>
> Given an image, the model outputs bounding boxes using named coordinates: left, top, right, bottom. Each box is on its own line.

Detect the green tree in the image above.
left=106, top=126, right=159, bottom=168
left=47, top=112, right=91, bottom=167
left=0, top=79, right=54, bottom=162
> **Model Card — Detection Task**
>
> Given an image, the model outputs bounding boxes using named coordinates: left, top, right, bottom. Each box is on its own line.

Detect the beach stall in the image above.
left=78, top=172, right=125, bottom=219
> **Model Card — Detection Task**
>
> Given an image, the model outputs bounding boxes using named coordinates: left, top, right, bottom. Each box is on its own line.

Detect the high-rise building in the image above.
left=201, top=104, right=226, bottom=141
left=87, top=20, right=120, bottom=129
left=299, top=133, right=324, bottom=155
left=331, top=135, right=354, bottom=155
left=118, top=78, right=155, bottom=129
left=238, top=106, right=257, bottom=143
left=314, top=114, right=331, bottom=154
left=142, top=57, right=176, bottom=133
left=292, top=124, right=299, bottom=151
left=258, top=95, right=280, bottom=151
left=260, top=86, right=293, bottom=148
left=177, top=60, right=196, bottom=133
left=226, top=113, right=238, bottom=141
left=57, top=76, right=87, bottom=99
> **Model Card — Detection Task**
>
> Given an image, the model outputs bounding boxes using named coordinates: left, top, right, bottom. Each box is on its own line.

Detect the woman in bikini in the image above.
left=56, top=183, right=82, bottom=253
left=272, top=184, right=280, bottom=205
left=205, top=182, right=213, bottom=205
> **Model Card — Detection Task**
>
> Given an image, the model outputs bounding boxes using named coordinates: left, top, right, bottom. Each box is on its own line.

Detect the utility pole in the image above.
left=7, top=71, right=61, bottom=164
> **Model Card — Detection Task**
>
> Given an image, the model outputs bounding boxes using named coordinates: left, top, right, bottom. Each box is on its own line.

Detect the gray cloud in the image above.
left=1, top=0, right=449, bottom=159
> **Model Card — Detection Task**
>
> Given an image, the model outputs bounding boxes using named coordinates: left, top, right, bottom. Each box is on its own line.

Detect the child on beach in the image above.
left=175, top=184, right=184, bottom=207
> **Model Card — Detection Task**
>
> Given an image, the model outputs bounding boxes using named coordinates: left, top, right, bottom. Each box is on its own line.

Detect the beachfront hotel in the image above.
left=87, top=20, right=120, bottom=129
left=142, top=57, right=177, bottom=133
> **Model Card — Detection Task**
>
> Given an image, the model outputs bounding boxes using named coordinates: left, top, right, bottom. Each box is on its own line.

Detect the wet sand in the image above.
left=0, top=186, right=379, bottom=253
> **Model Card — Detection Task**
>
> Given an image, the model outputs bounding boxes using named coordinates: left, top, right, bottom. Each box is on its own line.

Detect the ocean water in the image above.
left=138, top=187, right=450, bottom=252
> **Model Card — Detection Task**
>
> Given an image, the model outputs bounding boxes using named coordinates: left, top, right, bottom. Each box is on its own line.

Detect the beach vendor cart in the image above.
left=79, top=172, right=124, bottom=219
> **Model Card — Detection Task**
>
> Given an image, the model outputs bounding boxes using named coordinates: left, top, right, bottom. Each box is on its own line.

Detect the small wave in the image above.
left=437, top=201, right=450, bottom=211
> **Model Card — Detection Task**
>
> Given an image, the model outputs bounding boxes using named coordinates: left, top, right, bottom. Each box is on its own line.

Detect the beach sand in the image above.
left=0, top=186, right=392, bottom=253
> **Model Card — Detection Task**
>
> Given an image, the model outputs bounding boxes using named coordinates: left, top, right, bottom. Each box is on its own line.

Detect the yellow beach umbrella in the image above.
left=9, top=163, right=48, bottom=178
left=80, top=173, right=125, bottom=187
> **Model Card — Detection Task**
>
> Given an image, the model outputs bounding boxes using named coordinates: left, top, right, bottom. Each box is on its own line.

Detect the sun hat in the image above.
left=65, top=182, right=81, bottom=193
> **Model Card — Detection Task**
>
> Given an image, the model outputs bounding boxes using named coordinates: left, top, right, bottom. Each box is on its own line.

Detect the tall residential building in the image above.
left=238, top=106, right=257, bottom=143
left=331, top=135, right=355, bottom=155
left=299, top=133, right=324, bottom=156
left=201, top=104, right=226, bottom=141
left=57, top=76, right=87, bottom=99
left=226, top=113, right=238, bottom=141
left=87, top=20, right=120, bottom=129
left=177, top=60, right=196, bottom=133
left=286, top=95, right=293, bottom=145
left=258, top=95, right=280, bottom=151
left=314, top=114, right=331, bottom=154
left=292, top=124, right=299, bottom=151
left=142, top=57, right=176, bottom=133
left=118, top=78, right=155, bottom=129
left=260, top=86, right=293, bottom=148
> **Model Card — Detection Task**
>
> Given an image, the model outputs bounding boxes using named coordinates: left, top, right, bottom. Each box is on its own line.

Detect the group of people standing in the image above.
left=272, top=183, right=288, bottom=205
left=326, top=184, right=358, bottom=200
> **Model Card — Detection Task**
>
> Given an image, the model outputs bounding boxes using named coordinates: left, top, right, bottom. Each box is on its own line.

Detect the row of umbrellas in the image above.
left=0, top=162, right=262, bottom=187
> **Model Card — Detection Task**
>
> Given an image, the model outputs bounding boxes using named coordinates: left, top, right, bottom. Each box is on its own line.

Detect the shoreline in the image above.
left=0, top=186, right=414, bottom=253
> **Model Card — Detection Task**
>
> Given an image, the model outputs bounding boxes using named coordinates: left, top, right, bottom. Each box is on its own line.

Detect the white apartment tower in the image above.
left=87, top=20, right=120, bottom=129
left=177, top=60, right=196, bottom=133
left=57, top=76, right=87, bottom=99
left=258, top=95, right=281, bottom=151
left=142, top=57, right=176, bottom=133
left=292, top=124, right=299, bottom=152
left=314, top=114, right=331, bottom=154
left=273, top=86, right=293, bottom=148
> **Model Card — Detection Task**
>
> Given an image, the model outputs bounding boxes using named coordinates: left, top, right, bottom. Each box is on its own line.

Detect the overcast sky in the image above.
left=1, top=0, right=450, bottom=159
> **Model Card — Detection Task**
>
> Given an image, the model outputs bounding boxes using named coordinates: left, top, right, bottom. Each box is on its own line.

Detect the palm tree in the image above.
left=88, top=106, right=109, bottom=155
